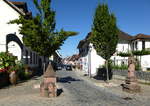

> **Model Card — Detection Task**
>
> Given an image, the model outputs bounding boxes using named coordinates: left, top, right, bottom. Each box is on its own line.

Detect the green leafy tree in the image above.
left=9, top=0, right=78, bottom=58
left=90, top=3, right=119, bottom=82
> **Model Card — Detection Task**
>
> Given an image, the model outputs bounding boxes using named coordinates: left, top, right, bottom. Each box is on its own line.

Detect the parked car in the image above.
left=56, top=65, right=62, bottom=70
left=65, top=65, right=72, bottom=71
left=52, top=62, right=62, bottom=70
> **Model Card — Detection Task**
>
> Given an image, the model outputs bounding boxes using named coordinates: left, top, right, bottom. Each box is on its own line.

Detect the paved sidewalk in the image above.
left=75, top=70, right=150, bottom=102
left=0, top=76, right=71, bottom=106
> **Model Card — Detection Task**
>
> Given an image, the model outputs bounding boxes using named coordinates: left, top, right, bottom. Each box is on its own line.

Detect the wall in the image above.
left=111, top=56, right=128, bottom=66
left=0, top=0, right=22, bottom=56
left=137, top=41, right=142, bottom=50
left=145, top=41, right=150, bottom=49
left=140, top=55, right=150, bottom=71
left=8, top=41, right=22, bottom=60
left=137, top=41, right=150, bottom=51
left=90, top=44, right=105, bottom=76
left=79, top=56, right=88, bottom=74
left=136, top=41, right=150, bottom=70
left=0, top=1, right=40, bottom=68
left=116, top=40, right=131, bottom=52
left=112, top=40, right=130, bottom=66
left=0, top=0, right=23, bottom=41
left=113, top=70, right=150, bottom=82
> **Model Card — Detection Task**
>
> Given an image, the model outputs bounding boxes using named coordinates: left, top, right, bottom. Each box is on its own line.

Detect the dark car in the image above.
left=52, top=62, right=62, bottom=70
left=56, top=65, right=62, bottom=70
left=65, top=65, right=72, bottom=71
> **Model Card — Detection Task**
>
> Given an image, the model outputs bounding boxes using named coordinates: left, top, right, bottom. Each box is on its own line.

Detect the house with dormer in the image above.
left=78, top=31, right=150, bottom=76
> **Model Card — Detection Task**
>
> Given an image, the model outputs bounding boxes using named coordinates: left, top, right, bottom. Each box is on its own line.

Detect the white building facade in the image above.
left=0, top=0, right=47, bottom=68
left=78, top=31, right=150, bottom=76
left=77, top=33, right=105, bottom=76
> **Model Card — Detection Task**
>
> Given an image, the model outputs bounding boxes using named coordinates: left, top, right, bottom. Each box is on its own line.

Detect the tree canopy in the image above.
left=9, top=0, right=78, bottom=57
left=90, top=3, right=118, bottom=60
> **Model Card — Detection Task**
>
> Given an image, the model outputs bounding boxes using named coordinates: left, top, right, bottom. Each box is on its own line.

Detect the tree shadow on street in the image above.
left=93, top=68, right=113, bottom=81
left=57, top=76, right=82, bottom=83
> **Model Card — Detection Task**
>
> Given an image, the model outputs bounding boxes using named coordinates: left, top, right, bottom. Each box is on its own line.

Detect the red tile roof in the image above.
left=10, top=1, right=28, bottom=13
left=77, top=30, right=150, bottom=49
left=4, top=0, right=25, bottom=15
left=132, top=34, right=150, bottom=40
left=77, top=30, right=133, bottom=48
left=10, top=1, right=26, bottom=5
left=118, top=31, right=133, bottom=41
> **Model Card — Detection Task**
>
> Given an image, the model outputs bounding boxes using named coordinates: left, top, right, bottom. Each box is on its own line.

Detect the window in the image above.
left=25, top=50, right=28, bottom=64
left=122, top=46, right=124, bottom=51
left=33, top=53, right=36, bottom=64
left=30, top=52, right=32, bottom=64
left=142, top=41, right=145, bottom=50
left=135, top=41, right=138, bottom=50
left=36, top=55, right=38, bottom=64
left=121, top=61, right=124, bottom=65
left=131, top=42, right=134, bottom=51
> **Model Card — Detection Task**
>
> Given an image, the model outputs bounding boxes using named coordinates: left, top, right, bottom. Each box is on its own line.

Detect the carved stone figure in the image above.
left=122, top=56, right=141, bottom=93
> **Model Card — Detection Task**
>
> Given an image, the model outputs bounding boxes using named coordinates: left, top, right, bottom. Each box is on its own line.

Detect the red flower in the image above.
left=0, top=67, right=9, bottom=73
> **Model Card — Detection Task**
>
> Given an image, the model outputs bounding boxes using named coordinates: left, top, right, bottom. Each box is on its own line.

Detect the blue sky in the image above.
left=14, top=0, right=150, bottom=57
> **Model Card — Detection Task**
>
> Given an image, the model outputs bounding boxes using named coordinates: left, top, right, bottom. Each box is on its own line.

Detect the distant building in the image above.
left=49, top=51, right=62, bottom=64
left=62, top=54, right=79, bottom=65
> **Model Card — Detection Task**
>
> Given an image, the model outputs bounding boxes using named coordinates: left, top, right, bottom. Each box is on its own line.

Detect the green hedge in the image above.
left=132, top=50, right=150, bottom=56
left=117, top=52, right=131, bottom=57
left=118, top=50, right=150, bottom=57
left=112, top=64, right=128, bottom=70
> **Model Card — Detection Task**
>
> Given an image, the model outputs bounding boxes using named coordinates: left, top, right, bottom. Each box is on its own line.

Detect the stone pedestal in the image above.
left=122, top=57, right=141, bottom=93
left=40, top=64, right=57, bottom=97
left=122, top=76, right=141, bottom=93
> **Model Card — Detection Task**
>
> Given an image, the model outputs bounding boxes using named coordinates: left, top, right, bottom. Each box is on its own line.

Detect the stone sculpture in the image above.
left=122, top=56, right=141, bottom=93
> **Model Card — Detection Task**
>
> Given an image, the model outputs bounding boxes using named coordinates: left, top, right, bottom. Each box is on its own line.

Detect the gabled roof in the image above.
left=77, top=39, right=86, bottom=48
left=77, top=30, right=132, bottom=48
left=3, top=0, right=32, bottom=19
left=3, top=0, right=25, bottom=15
left=77, top=32, right=91, bottom=48
left=118, top=31, right=133, bottom=41
left=10, top=1, right=26, bottom=5
left=131, top=34, right=150, bottom=40
left=10, top=1, right=28, bottom=13
left=69, top=54, right=80, bottom=61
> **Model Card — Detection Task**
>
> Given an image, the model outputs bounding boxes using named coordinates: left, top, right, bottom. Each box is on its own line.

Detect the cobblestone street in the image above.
left=0, top=70, right=149, bottom=106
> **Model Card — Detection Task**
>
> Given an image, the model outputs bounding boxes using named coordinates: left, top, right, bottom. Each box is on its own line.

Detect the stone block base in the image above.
left=122, top=83, right=141, bottom=93
left=122, top=76, right=141, bottom=93
left=40, top=82, right=57, bottom=97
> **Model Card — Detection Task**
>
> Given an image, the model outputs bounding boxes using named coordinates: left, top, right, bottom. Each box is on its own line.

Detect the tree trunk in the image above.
left=140, top=56, right=141, bottom=70
left=106, top=60, right=109, bottom=83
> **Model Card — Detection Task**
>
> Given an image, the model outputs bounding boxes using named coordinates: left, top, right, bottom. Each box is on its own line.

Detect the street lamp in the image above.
left=88, top=44, right=92, bottom=78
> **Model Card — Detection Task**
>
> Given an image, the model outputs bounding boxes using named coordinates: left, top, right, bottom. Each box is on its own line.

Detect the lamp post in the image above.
left=88, top=44, right=92, bottom=78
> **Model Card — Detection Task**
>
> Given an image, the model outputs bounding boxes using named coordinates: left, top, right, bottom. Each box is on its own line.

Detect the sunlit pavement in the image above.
left=0, top=70, right=149, bottom=106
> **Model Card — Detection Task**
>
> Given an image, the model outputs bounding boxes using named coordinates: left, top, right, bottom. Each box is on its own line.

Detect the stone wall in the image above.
left=113, top=70, right=150, bottom=81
